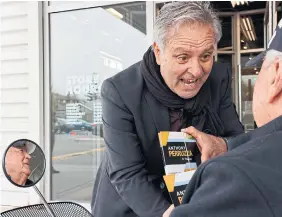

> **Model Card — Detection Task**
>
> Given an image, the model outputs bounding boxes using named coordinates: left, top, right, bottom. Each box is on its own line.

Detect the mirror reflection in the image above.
left=3, top=139, right=46, bottom=187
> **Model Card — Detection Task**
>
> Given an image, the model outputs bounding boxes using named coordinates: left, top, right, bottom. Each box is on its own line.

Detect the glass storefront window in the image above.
left=240, top=53, right=261, bottom=132
left=49, top=2, right=147, bottom=202
left=241, top=75, right=257, bottom=132
left=241, top=53, right=262, bottom=74
left=218, top=16, right=233, bottom=51
left=240, top=13, right=264, bottom=50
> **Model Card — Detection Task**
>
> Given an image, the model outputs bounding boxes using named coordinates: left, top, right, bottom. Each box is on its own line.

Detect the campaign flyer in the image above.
left=158, top=131, right=198, bottom=175
left=163, top=170, right=196, bottom=206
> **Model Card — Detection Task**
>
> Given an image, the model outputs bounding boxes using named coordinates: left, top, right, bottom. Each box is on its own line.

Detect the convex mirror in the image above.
left=2, top=139, right=46, bottom=187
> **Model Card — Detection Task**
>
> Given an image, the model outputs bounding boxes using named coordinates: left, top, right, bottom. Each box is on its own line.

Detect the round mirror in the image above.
left=2, top=139, right=46, bottom=187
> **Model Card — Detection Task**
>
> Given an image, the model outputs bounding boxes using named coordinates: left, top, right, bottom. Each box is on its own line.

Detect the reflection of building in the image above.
left=92, top=73, right=103, bottom=124
left=52, top=92, right=93, bottom=123
left=93, top=100, right=102, bottom=124
left=65, top=102, right=93, bottom=123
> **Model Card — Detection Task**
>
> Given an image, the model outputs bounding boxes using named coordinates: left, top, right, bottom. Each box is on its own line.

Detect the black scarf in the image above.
left=141, top=47, right=225, bottom=136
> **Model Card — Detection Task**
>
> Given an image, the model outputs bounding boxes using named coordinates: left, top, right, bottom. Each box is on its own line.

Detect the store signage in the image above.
left=66, top=74, right=100, bottom=95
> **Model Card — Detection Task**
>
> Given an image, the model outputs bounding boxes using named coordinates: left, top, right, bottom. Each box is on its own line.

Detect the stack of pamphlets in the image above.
left=158, top=131, right=198, bottom=206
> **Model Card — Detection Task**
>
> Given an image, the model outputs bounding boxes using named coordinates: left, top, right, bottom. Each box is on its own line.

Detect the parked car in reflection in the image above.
left=73, top=119, right=93, bottom=132
left=55, top=118, right=93, bottom=133
left=54, top=117, right=104, bottom=137
left=54, top=118, right=73, bottom=134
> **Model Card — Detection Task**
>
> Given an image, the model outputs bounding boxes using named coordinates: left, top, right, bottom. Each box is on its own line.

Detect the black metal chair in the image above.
left=1, top=202, right=93, bottom=217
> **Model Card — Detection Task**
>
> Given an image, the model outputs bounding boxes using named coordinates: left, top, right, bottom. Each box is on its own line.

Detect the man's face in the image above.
left=5, top=146, right=31, bottom=185
left=154, top=23, right=216, bottom=99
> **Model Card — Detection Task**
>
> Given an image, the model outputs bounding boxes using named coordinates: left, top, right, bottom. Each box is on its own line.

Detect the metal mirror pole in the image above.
left=33, top=185, right=56, bottom=217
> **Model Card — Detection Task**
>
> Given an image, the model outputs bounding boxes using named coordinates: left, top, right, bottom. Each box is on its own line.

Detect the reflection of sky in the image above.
left=50, top=7, right=148, bottom=96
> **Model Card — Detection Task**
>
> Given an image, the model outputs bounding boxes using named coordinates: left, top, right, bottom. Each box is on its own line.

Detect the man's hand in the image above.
left=181, top=126, right=227, bottom=162
left=163, top=204, right=174, bottom=217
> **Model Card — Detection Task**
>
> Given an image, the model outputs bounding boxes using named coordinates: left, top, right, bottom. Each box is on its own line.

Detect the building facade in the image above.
left=0, top=0, right=281, bottom=212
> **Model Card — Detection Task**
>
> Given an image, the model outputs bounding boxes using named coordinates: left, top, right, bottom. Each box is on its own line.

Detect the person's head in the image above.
left=253, top=50, right=282, bottom=127
left=153, top=1, right=222, bottom=99
left=247, top=19, right=282, bottom=127
left=5, top=145, right=32, bottom=185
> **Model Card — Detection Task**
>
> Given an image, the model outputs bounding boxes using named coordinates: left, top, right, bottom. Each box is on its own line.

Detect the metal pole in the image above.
left=33, top=185, right=56, bottom=217
left=234, top=13, right=241, bottom=114
left=269, top=2, right=273, bottom=40
left=238, top=64, right=242, bottom=122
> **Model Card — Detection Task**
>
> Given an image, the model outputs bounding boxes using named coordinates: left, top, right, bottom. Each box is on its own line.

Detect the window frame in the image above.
left=43, top=1, right=154, bottom=211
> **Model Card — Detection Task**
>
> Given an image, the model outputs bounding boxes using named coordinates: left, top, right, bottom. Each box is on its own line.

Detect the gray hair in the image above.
left=153, top=1, right=222, bottom=52
left=265, top=49, right=282, bottom=63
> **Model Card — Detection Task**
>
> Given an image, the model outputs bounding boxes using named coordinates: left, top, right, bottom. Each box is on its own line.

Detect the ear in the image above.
left=267, top=59, right=282, bottom=103
left=153, top=42, right=161, bottom=65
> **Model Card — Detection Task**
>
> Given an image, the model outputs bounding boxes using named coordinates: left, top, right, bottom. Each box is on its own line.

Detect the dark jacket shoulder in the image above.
left=171, top=130, right=282, bottom=217
left=200, top=129, right=282, bottom=180
left=209, top=62, right=233, bottom=101
left=101, top=61, right=144, bottom=111
left=209, top=62, right=231, bottom=81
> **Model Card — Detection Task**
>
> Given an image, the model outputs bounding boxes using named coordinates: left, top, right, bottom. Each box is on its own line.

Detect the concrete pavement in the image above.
left=51, top=134, right=105, bottom=202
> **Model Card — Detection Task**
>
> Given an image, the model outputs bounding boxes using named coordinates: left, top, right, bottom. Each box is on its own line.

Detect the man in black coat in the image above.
left=91, top=2, right=243, bottom=217
left=168, top=18, right=282, bottom=217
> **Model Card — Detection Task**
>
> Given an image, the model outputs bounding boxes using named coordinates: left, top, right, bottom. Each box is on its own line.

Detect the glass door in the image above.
left=238, top=11, right=265, bottom=132
left=240, top=52, right=261, bottom=132
left=46, top=1, right=149, bottom=206
left=275, top=2, right=282, bottom=26
left=216, top=15, right=236, bottom=102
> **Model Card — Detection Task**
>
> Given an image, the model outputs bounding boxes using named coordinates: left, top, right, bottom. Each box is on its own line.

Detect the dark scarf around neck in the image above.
left=140, top=47, right=225, bottom=136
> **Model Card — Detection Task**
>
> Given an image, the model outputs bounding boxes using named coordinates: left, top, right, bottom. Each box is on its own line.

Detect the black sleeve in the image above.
left=219, top=65, right=244, bottom=137
left=170, top=161, right=272, bottom=217
left=101, top=79, right=170, bottom=217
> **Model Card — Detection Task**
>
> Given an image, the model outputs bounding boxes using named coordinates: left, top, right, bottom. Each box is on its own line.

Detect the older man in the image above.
left=91, top=2, right=243, bottom=217
left=5, top=140, right=35, bottom=186
left=168, top=19, right=282, bottom=217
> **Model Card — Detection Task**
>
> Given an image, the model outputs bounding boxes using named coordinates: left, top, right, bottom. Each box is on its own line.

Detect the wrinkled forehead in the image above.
left=165, top=23, right=217, bottom=51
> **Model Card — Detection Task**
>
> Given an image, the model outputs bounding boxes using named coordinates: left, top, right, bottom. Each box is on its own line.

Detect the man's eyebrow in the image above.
left=173, top=46, right=215, bottom=54
left=202, top=45, right=215, bottom=53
